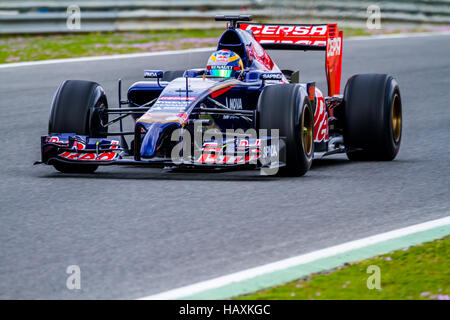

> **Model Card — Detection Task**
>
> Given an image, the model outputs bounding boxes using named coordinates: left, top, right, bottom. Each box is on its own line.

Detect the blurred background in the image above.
left=0, top=0, right=449, bottom=34
left=1, top=0, right=449, bottom=64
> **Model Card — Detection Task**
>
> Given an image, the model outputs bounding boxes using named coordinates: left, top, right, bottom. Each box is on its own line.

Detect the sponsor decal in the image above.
left=261, top=72, right=283, bottom=80
left=47, top=136, right=59, bottom=143
left=144, top=70, right=163, bottom=78
left=152, top=99, right=192, bottom=111
left=152, top=106, right=186, bottom=111
left=198, top=139, right=261, bottom=164
left=226, top=98, right=243, bottom=110
left=58, top=151, right=117, bottom=161
left=73, top=140, right=86, bottom=150
left=260, top=39, right=326, bottom=46
left=156, top=100, right=190, bottom=106
left=240, top=24, right=328, bottom=47
left=243, top=24, right=328, bottom=36
left=313, top=88, right=329, bottom=142
left=327, top=37, right=342, bottom=57
left=209, top=65, right=233, bottom=70
left=216, top=55, right=229, bottom=63
left=45, top=136, right=69, bottom=145
left=58, top=140, right=119, bottom=161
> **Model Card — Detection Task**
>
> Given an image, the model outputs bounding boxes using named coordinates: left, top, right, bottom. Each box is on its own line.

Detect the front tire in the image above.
left=258, top=84, right=314, bottom=176
left=343, top=74, right=402, bottom=161
left=49, top=80, right=108, bottom=173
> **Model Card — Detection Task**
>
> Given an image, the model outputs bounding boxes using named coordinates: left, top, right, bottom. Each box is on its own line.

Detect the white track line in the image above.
left=0, top=31, right=449, bottom=69
left=140, top=216, right=450, bottom=300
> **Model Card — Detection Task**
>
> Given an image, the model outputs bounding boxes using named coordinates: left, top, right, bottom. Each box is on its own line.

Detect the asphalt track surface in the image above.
left=0, top=34, right=449, bottom=299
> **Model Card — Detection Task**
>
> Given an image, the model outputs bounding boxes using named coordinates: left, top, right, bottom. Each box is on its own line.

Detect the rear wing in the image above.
left=238, top=23, right=343, bottom=96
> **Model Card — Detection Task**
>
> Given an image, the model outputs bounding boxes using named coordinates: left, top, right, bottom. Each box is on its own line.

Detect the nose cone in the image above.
left=138, top=112, right=188, bottom=158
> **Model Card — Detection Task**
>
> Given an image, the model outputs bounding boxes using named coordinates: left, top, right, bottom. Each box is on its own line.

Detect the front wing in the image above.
left=37, top=134, right=286, bottom=170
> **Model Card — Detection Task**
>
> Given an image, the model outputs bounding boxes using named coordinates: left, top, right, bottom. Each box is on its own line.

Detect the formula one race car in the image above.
left=37, top=15, right=402, bottom=176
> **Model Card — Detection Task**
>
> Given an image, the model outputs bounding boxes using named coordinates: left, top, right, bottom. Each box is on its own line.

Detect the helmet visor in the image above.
left=210, top=69, right=233, bottom=78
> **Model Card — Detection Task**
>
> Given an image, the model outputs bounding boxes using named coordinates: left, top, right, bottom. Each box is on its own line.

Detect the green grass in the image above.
left=0, top=26, right=437, bottom=64
left=0, top=29, right=223, bottom=64
left=236, top=237, right=450, bottom=300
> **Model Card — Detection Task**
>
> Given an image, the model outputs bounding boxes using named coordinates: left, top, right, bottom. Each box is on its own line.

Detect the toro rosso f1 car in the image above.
left=37, top=15, right=402, bottom=176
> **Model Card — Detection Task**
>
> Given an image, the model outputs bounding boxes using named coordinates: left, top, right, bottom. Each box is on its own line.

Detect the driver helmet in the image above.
left=206, top=49, right=244, bottom=78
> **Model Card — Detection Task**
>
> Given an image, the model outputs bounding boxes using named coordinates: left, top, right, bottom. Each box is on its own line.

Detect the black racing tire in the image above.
left=162, top=70, right=185, bottom=82
left=343, top=74, right=402, bottom=161
left=258, top=84, right=314, bottom=176
left=49, top=80, right=108, bottom=173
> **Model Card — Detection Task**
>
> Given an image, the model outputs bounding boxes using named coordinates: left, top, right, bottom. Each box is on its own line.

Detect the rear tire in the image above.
left=49, top=80, right=108, bottom=173
left=258, top=84, right=313, bottom=176
left=343, top=74, right=402, bottom=161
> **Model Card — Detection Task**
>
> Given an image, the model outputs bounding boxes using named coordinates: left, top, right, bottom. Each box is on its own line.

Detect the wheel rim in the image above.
left=301, top=104, right=313, bottom=156
left=391, top=94, right=402, bottom=143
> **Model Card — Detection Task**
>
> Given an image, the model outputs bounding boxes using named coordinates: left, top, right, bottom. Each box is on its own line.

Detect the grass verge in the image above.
left=236, top=236, right=449, bottom=300
left=0, top=29, right=223, bottom=64
left=0, top=26, right=443, bottom=64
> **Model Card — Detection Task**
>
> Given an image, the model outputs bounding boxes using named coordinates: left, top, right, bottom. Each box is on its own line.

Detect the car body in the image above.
left=37, top=15, right=402, bottom=176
